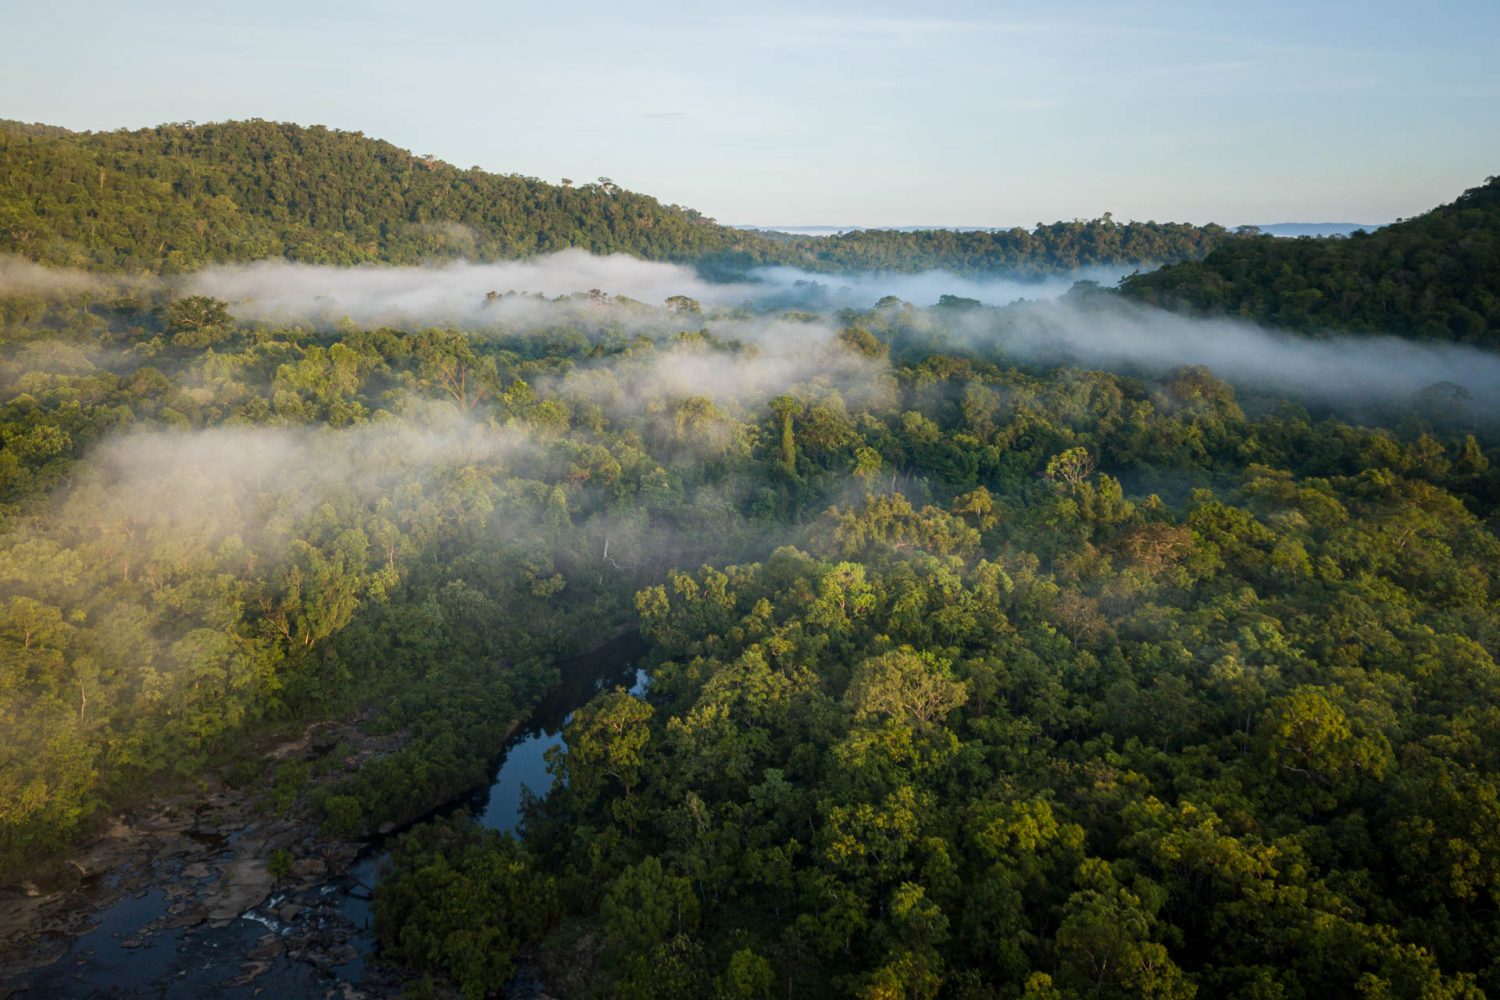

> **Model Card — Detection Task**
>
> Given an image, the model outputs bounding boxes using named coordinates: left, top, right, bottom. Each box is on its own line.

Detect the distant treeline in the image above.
left=1121, top=176, right=1500, bottom=345
left=0, top=119, right=1239, bottom=277
left=783, top=217, right=1237, bottom=275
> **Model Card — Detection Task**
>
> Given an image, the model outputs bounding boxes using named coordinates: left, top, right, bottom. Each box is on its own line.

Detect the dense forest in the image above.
left=1, top=121, right=1498, bottom=998
left=0, top=119, right=1240, bottom=277
left=770, top=219, right=1237, bottom=277
left=1, top=275, right=1497, bottom=997
left=1121, top=177, right=1500, bottom=345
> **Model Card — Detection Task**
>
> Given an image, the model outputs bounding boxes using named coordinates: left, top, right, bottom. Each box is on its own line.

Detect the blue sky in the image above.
left=4, top=0, right=1497, bottom=227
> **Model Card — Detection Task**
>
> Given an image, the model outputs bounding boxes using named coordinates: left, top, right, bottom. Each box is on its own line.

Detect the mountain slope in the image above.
left=0, top=118, right=772, bottom=273
left=1120, top=176, right=1500, bottom=344
left=0, top=119, right=1239, bottom=278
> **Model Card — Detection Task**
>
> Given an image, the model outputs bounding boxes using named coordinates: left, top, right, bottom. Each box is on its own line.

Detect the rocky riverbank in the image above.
left=0, top=632, right=642, bottom=998
left=0, top=713, right=417, bottom=998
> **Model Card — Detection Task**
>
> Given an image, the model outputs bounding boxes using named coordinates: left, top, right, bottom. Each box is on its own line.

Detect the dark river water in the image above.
left=9, top=631, right=648, bottom=998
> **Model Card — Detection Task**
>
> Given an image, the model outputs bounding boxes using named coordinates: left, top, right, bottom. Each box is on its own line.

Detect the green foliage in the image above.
left=511, top=374, right=1500, bottom=996
left=1, top=226, right=1497, bottom=999
left=718, top=948, right=776, bottom=999
left=601, top=855, right=700, bottom=954
left=268, top=847, right=293, bottom=879
left=1121, top=176, right=1500, bottom=344
left=845, top=648, right=968, bottom=729
left=374, top=816, right=556, bottom=999
left=0, top=119, right=1236, bottom=276
left=0, top=120, right=765, bottom=272
left=779, top=215, right=1241, bottom=276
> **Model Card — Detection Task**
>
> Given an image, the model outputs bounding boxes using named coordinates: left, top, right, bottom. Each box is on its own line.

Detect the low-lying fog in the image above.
left=173, top=251, right=1500, bottom=417
left=181, top=251, right=1128, bottom=325
left=3, top=250, right=1497, bottom=419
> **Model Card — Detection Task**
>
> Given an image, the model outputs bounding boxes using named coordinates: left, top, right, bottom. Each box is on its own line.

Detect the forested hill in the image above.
left=0, top=118, right=1240, bottom=276
left=778, top=216, right=1238, bottom=274
left=0, top=118, right=772, bottom=272
left=1120, top=175, right=1500, bottom=345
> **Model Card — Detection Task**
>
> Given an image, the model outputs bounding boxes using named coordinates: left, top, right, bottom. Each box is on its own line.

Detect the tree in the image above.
left=717, top=949, right=775, bottom=999
left=845, top=648, right=968, bottom=729
left=1054, top=862, right=1196, bottom=999
left=550, top=688, right=655, bottom=802
left=770, top=395, right=800, bottom=478
left=162, top=296, right=234, bottom=347
left=1045, top=447, right=1095, bottom=487
left=1259, top=686, right=1392, bottom=811
left=601, top=855, right=699, bottom=953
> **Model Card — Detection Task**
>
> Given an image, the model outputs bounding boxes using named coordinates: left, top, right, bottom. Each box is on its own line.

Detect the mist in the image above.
left=10, top=248, right=1499, bottom=421
left=955, top=296, right=1500, bottom=415
left=0, top=256, right=113, bottom=298
left=550, top=317, right=893, bottom=423
left=21, top=407, right=537, bottom=598
left=183, top=252, right=743, bottom=330
left=181, top=251, right=1112, bottom=329
left=0, top=254, right=146, bottom=296
left=740, top=264, right=1128, bottom=311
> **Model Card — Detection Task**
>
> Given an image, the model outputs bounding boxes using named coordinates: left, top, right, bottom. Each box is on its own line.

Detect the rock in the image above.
left=263, top=829, right=300, bottom=854
left=377, top=822, right=395, bottom=836
left=291, top=858, right=325, bottom=879
left=206, top=859, right=274, bottom=925
left=326, top=943, right=359, bottom=965
left=121, top=937, right=142, bottom=948
left=226, top=959, right=271, bottom=987
left=180, top=862, right=212, bottom=880
left=326, top=842, right=361, bottom=864
left=247, top=934, right=284, bottom=961
left=161, top=904, right=208, bottom=929
left=276, top=902, right=303, bottom=922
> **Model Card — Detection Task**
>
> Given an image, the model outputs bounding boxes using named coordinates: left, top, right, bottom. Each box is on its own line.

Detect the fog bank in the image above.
left=182, top=251, right=1110, bottom=328
left=967, top=297, right=1500, bottom=414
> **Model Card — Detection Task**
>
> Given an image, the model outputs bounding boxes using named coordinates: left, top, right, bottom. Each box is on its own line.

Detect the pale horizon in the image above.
left=3, top=0, right=1497, bottom=228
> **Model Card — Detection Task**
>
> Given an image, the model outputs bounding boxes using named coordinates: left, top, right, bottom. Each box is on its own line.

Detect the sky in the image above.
left=3, top=0, right=1497, bottom=228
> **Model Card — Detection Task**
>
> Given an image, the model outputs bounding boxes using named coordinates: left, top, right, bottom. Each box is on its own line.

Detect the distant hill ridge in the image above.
left=1250, top=222, right=1386, bottom=238
left=741, top=222, right=1386, bottom=238
left=0, top=118, right=1239, bottom=277
left=1121, top=176, right=1500, bottom=345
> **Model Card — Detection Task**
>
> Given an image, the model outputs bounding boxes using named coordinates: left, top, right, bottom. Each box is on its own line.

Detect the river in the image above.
left=3, top=631, right=649, bottom=998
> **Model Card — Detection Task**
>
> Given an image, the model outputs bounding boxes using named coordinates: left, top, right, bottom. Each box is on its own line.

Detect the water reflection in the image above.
left=478, top=633, right=648, bottom=834
left=13, top=631, right=652, bottom=997
left=334, top=630, right=649, bottom=977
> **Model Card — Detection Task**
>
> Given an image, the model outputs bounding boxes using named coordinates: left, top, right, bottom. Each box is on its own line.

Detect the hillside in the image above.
left=1120, top=176, right=1500, bottom=344
left=0, top=118, right=775, bottom=273
left=0, top=119, right=1240, bottom=277
left=787, top=216, right=1237, bottom=274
